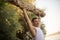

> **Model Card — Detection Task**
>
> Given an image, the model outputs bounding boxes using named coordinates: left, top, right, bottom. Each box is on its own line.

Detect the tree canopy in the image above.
left=0, top=0, right=46, bottom=40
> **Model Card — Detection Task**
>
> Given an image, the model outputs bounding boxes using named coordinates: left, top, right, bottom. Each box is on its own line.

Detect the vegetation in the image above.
left=0, top=0, right=46, bottom=40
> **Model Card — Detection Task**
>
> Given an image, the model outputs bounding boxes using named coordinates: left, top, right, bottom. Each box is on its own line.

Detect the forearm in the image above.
left=23, top=9, right=36, bottom=37
left=23, top=9, right=33, bottom=27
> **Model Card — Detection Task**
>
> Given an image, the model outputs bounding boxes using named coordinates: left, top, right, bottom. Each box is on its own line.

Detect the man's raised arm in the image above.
left=23, top=9, right=36, bottom=37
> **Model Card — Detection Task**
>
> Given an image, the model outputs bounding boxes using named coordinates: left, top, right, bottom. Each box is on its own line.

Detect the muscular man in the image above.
left=23, top=9, right=44, bottom=40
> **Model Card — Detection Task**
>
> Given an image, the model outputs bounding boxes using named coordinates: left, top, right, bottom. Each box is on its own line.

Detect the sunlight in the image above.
left=34, top=0, right=60, bottom=35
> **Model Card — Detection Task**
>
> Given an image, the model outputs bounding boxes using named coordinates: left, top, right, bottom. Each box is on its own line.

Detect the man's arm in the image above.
left=23, top=9, right=36, bottom=37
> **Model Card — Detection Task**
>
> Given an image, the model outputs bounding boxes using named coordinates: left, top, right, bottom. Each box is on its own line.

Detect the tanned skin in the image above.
left=23, top=9, right=40, bottom=37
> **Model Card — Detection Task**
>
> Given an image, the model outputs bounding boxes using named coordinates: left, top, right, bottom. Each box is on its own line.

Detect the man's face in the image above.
left=32, top=19, right=40, bottom=27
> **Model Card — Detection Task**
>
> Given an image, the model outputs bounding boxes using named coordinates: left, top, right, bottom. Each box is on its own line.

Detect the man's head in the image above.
left=32, top=17, right=40, bottom=27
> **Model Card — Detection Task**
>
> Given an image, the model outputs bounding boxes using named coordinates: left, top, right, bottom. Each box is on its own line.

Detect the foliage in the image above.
left=24, top=0, right=35, bottom=4
left=41, top=22, right=46, bottom=37
left=0, top=3, right=22, bottom=40
left=0, top=0, right=46, bottom=40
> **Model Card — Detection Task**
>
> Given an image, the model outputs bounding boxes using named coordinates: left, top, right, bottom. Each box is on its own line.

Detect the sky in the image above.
left=34, top=0, right=60, bottom=35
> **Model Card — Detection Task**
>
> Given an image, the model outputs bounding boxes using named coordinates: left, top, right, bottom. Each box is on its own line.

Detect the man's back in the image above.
left=32, top=27, right=44, bottom=40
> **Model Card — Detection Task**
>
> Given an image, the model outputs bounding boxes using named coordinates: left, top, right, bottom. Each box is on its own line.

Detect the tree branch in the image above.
left=4, top=0, right=45, bottom=17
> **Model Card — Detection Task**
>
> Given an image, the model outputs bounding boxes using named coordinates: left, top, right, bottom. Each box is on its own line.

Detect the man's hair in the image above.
left=32, top=17, right=38, bottom=22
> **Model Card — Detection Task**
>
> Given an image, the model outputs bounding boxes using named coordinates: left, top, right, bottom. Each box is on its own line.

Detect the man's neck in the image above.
left=34, top=25, right=40, bottom=27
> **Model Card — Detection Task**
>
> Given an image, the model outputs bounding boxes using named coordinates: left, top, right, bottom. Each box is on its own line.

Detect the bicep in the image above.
left=29, top=26, right=36, bottom=37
